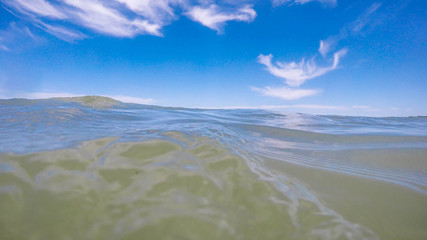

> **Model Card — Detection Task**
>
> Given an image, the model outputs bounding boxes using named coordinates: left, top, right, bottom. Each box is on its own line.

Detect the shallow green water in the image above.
left=0, top=97, right=426, bottom=239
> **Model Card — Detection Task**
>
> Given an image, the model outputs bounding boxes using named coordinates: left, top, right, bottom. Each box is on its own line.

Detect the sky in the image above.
left=0, top=0, right=426, bottom=116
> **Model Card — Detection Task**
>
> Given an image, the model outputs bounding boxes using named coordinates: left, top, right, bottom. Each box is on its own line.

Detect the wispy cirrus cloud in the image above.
left=318, top=39, right=332, bottom=57
left=319, top=2, right=383, bottom=56
left=272, top=0, right=337, bottom=7
left=38, top=22, right=85, bottom=42
left=0, top=0, right=258, bottom=41
left=116, top=0, right=179, bottom=22
left=2, top=0, right=67, bottom=18
left=254, top=2, right=388, bottom=101
left=251, top=86, right=320, bottom=100
left=350, top=2, right=383, bottom=33
left=0, top=22, right=43, bottom=51
left=258, top=49, right=347, bottom=87
left=254, top=42, right=347, bottom=100
left=186, top=4, right=256, bottom=32
left=352, top=105, right=372, bottom=110
left=64, top=0, right=163, bottom=37
left=0, top=44, right=10, bottom=51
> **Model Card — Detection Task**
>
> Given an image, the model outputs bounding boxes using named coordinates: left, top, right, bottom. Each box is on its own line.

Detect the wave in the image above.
left=0, top=136, right=380, bottom=240
left=1, top=96, right=427, bottom=239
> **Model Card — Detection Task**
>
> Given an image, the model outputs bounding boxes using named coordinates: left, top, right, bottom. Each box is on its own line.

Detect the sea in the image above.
left=0, top=96, right=426, bottom=240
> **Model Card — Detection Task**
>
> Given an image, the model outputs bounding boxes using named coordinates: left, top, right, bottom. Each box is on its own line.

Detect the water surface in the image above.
left=1, top=96, right=426, bottom=239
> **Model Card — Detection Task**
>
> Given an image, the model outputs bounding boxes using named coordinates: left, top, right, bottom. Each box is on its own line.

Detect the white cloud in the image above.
left=1, top=0, right=258, bottom=39
left=38, top=22, right=85, bottom=42
left=186, top=4, right=256, bottom=32
left=319, top=2, right=383, bottom=56
left=116, top=0, right=180, bottom=23
left=352, top=105, right=372, bottom=109
left=0, top=22, right=44, bottom=51
left=63, top=0, right=162, bottom=37
left=318, top=37, right=336, bottom=57
left=253, top=2, right=381, bottom=102
left=258, top=48, right=347, bottom=87
left=255, top=40, right=347, bottom=101
left=108, top=95, right=154, bottom=104
left=272, top=0, right=336, bottom=7
left=2, top=0, right=66, bottom=18
left=285, top=104, right=344, bottom=110
left=318, top=40, right=331, bottom=57
left=351, top=2, right=383, bottom=33
left=251, top=86, right=320, bottom=100
left=0, top=44, right=10, bottom=51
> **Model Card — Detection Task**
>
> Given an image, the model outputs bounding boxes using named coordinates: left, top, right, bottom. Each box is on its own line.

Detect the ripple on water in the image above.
left=0, top=136, right=379, bottom=240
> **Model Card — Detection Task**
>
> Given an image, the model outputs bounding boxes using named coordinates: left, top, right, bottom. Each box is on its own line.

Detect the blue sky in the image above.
left=0, top=0, right=425, bottom=116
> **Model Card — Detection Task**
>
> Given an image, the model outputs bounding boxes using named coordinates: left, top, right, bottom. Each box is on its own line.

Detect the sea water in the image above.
left=0, top=96, right=426, bottom=240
